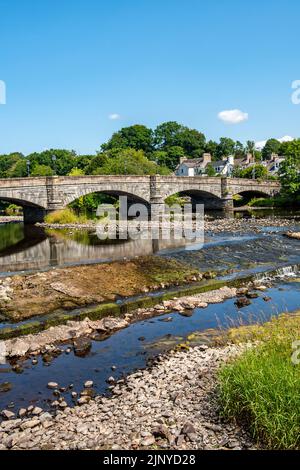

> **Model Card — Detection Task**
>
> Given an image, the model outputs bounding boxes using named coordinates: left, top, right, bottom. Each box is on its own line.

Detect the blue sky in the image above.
left=0, top=0, right=299, bottom=154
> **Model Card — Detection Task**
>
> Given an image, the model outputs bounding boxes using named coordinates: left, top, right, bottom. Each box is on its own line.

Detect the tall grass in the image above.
left=44, top=208, right=89, bottom=225
left=219, top=313, right=300, bottom=449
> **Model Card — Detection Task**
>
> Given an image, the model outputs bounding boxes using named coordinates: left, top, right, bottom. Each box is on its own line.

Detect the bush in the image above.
left=5, top=203, right=22, bottom=216
left=44, top=208, right=88, bottom=224
left=219, top=314, right=300, bottom=449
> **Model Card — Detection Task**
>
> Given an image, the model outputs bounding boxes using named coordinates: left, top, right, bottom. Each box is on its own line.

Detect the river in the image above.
left=0, top=210, right=300, bottom=413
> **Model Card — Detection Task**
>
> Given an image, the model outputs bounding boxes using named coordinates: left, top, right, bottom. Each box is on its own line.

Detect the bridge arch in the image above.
left=0, top=196, right=47, bottom=224
left=64, top=188, right=150, bottom=208
left=162, top=188, right=229, bottom=212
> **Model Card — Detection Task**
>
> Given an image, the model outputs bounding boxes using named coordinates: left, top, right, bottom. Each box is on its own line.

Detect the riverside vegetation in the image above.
left=219, top=313, right=300, bottom=449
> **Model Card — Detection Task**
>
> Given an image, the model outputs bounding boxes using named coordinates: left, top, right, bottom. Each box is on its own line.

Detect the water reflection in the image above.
left=0, top=223, right=191, bottom=274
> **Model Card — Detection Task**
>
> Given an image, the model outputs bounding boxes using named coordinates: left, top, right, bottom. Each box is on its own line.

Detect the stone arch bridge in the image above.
left=0, top=175, right=281, bottom=223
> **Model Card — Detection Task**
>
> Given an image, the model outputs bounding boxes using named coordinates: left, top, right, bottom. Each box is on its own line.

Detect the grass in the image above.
left=248, top=194, right=300, bottom=208
left=44, top=208, right=89, bottom=224
left=219, top=312, right=300, bottom=449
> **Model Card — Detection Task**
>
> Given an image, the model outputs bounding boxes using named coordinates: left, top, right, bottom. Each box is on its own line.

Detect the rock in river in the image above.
left=73, top=337, right=92, bottom=357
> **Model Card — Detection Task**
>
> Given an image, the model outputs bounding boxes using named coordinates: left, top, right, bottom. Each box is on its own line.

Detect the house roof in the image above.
left=211, top=160, right=227, bottom=168
left=177, top=158, right=206, bottom=168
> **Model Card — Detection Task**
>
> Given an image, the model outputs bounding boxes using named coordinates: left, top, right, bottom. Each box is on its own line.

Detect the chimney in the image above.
left=271, top=153, right=278, bottom=162
left=202, top=153, right=211, bottom=164
left=179, top=156, right=186, bottom=164
left=246, top=153, right=254, bottom=164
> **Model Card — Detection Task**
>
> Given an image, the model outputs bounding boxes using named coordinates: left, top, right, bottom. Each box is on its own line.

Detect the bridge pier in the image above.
left=23, top=206, right=50, bottom=224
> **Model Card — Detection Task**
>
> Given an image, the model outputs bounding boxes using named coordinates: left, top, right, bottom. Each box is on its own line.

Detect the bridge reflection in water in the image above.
left=0, top=222, right=196, bottom=274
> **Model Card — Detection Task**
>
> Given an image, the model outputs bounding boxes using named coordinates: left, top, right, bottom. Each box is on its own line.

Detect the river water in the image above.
left=1, top=211, right=300, bottom=412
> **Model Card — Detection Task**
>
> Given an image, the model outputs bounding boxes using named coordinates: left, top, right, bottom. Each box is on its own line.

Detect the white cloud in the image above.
left=255, top=135, right=294, bottom=150
left=108, top=113, right=121, bottom=120
left=218, top=109, right=249, bottom=124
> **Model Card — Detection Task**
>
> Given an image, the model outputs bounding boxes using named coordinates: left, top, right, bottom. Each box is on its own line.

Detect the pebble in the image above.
left=0, top=341, right=255, bottom=450
left=84, top=381, right=93, bottom=389
left=47, top=382, right=58, bottom=390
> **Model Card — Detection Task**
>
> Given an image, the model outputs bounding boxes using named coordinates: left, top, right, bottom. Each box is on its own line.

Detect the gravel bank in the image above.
left=0, top=343, right=256, bottom=450
left=1, top=287, right=237, bottom=358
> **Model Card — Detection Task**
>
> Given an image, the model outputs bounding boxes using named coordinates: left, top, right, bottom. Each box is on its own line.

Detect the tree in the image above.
left=152, top=146, right=185, bottom=170
left=246, top=140, right=255, bottom=154
left=205, top=140, right=218, bottom=159
left=31, top=164, right=54, bottom=176
left=154, top=121, right=184, bottom=149
left=102, top=125, right=154, bottom=154
left=94, top=149, right=170, bottom=176
left=175, top=128, right=206, bottom=158
left=262, top=139, right=281, bottom=161
left=68, top=168, right=85, bottom=176
left=205, top=164, right=216, bottom=176
left=239, top=164, right=268, bottom=179
left=216, top=138, right=236, bottom=159
left=0, top=153, right=25, bottom=177
left=278, top=140, right=300, bottom=197
left=6, top=158, right=28, bottom=177
left=279, top=155, right=300, bottom=196
left=235, top=141, right=245, bottom=159
left=27, top=149, right=77, bottom=175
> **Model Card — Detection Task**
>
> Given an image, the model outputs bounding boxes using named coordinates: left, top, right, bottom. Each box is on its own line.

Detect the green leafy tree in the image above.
left=262, top=139, right=281, bottom=161
left=235, top=141, right=245, bottom=159
left=0, top=153, right=25, bottom=177
left=278, top=141, right=300, bottom=197
left=31, top=164, right=54, bottom=176
left=94, top=149, right=170, bottom=175
left=154, top=121, right=184, bottom=149
left=216, top=138, right=236, bottom=159
left=6, top=158, right=28, bottom=177
left=152, top=146, right=185, bottom=170
left=239, top=164, right=268, bottom=179
left=205, top=163, right=217, bottom=176
left=27, top=149, right=77, bottom=175
left=205, top=140, right=218, bottom=159
left=102, top=125, right=154, bottom=154
left=68, top=168, right=85, bottom=176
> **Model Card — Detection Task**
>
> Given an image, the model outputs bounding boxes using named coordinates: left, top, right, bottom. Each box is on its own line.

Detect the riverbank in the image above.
left=36, top=214, right=299, bottom=234
left=0, top=342, right=256, bottom=450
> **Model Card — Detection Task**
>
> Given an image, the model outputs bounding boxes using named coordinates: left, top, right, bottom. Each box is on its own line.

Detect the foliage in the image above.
left=93, top=148, right=170, bottom=175
left=44, top=208, right=88, bottom=224
left=235, top=164, right=268, bottom=179
left=30, top=164, right=54, bottom=177
left=5, top=203, right=22, bottom=215
left=68, top=167, right=85, bottom=176
left=262, top=138, right=281, bottom=161
left=219, top=313, right=300, bottom=449
left=215, top=137, right=235, bottom=159
left=278, top=150, right=300, bottom=197
left=205, top=163, right=217, bottom=176
left=165, top=193, right=187, bottom=206
left=102, top=124, right=154, bottom=154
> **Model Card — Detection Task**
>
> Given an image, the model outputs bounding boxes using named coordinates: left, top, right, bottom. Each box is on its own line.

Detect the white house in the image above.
left=175, top=153, right=212, bottom=176
left=211, top=155, right=234, bottom=176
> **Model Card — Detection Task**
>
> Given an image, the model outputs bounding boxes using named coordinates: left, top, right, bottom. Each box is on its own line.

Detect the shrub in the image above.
left=44, top=208, right=88, bottom=224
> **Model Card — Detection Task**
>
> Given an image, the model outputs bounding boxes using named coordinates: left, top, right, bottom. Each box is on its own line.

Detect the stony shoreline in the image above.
left=1, top=286, right=238, bottom=358
left=35, top=215, right=299, bottom=234
left=0, top=342, right=257, bottom=450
